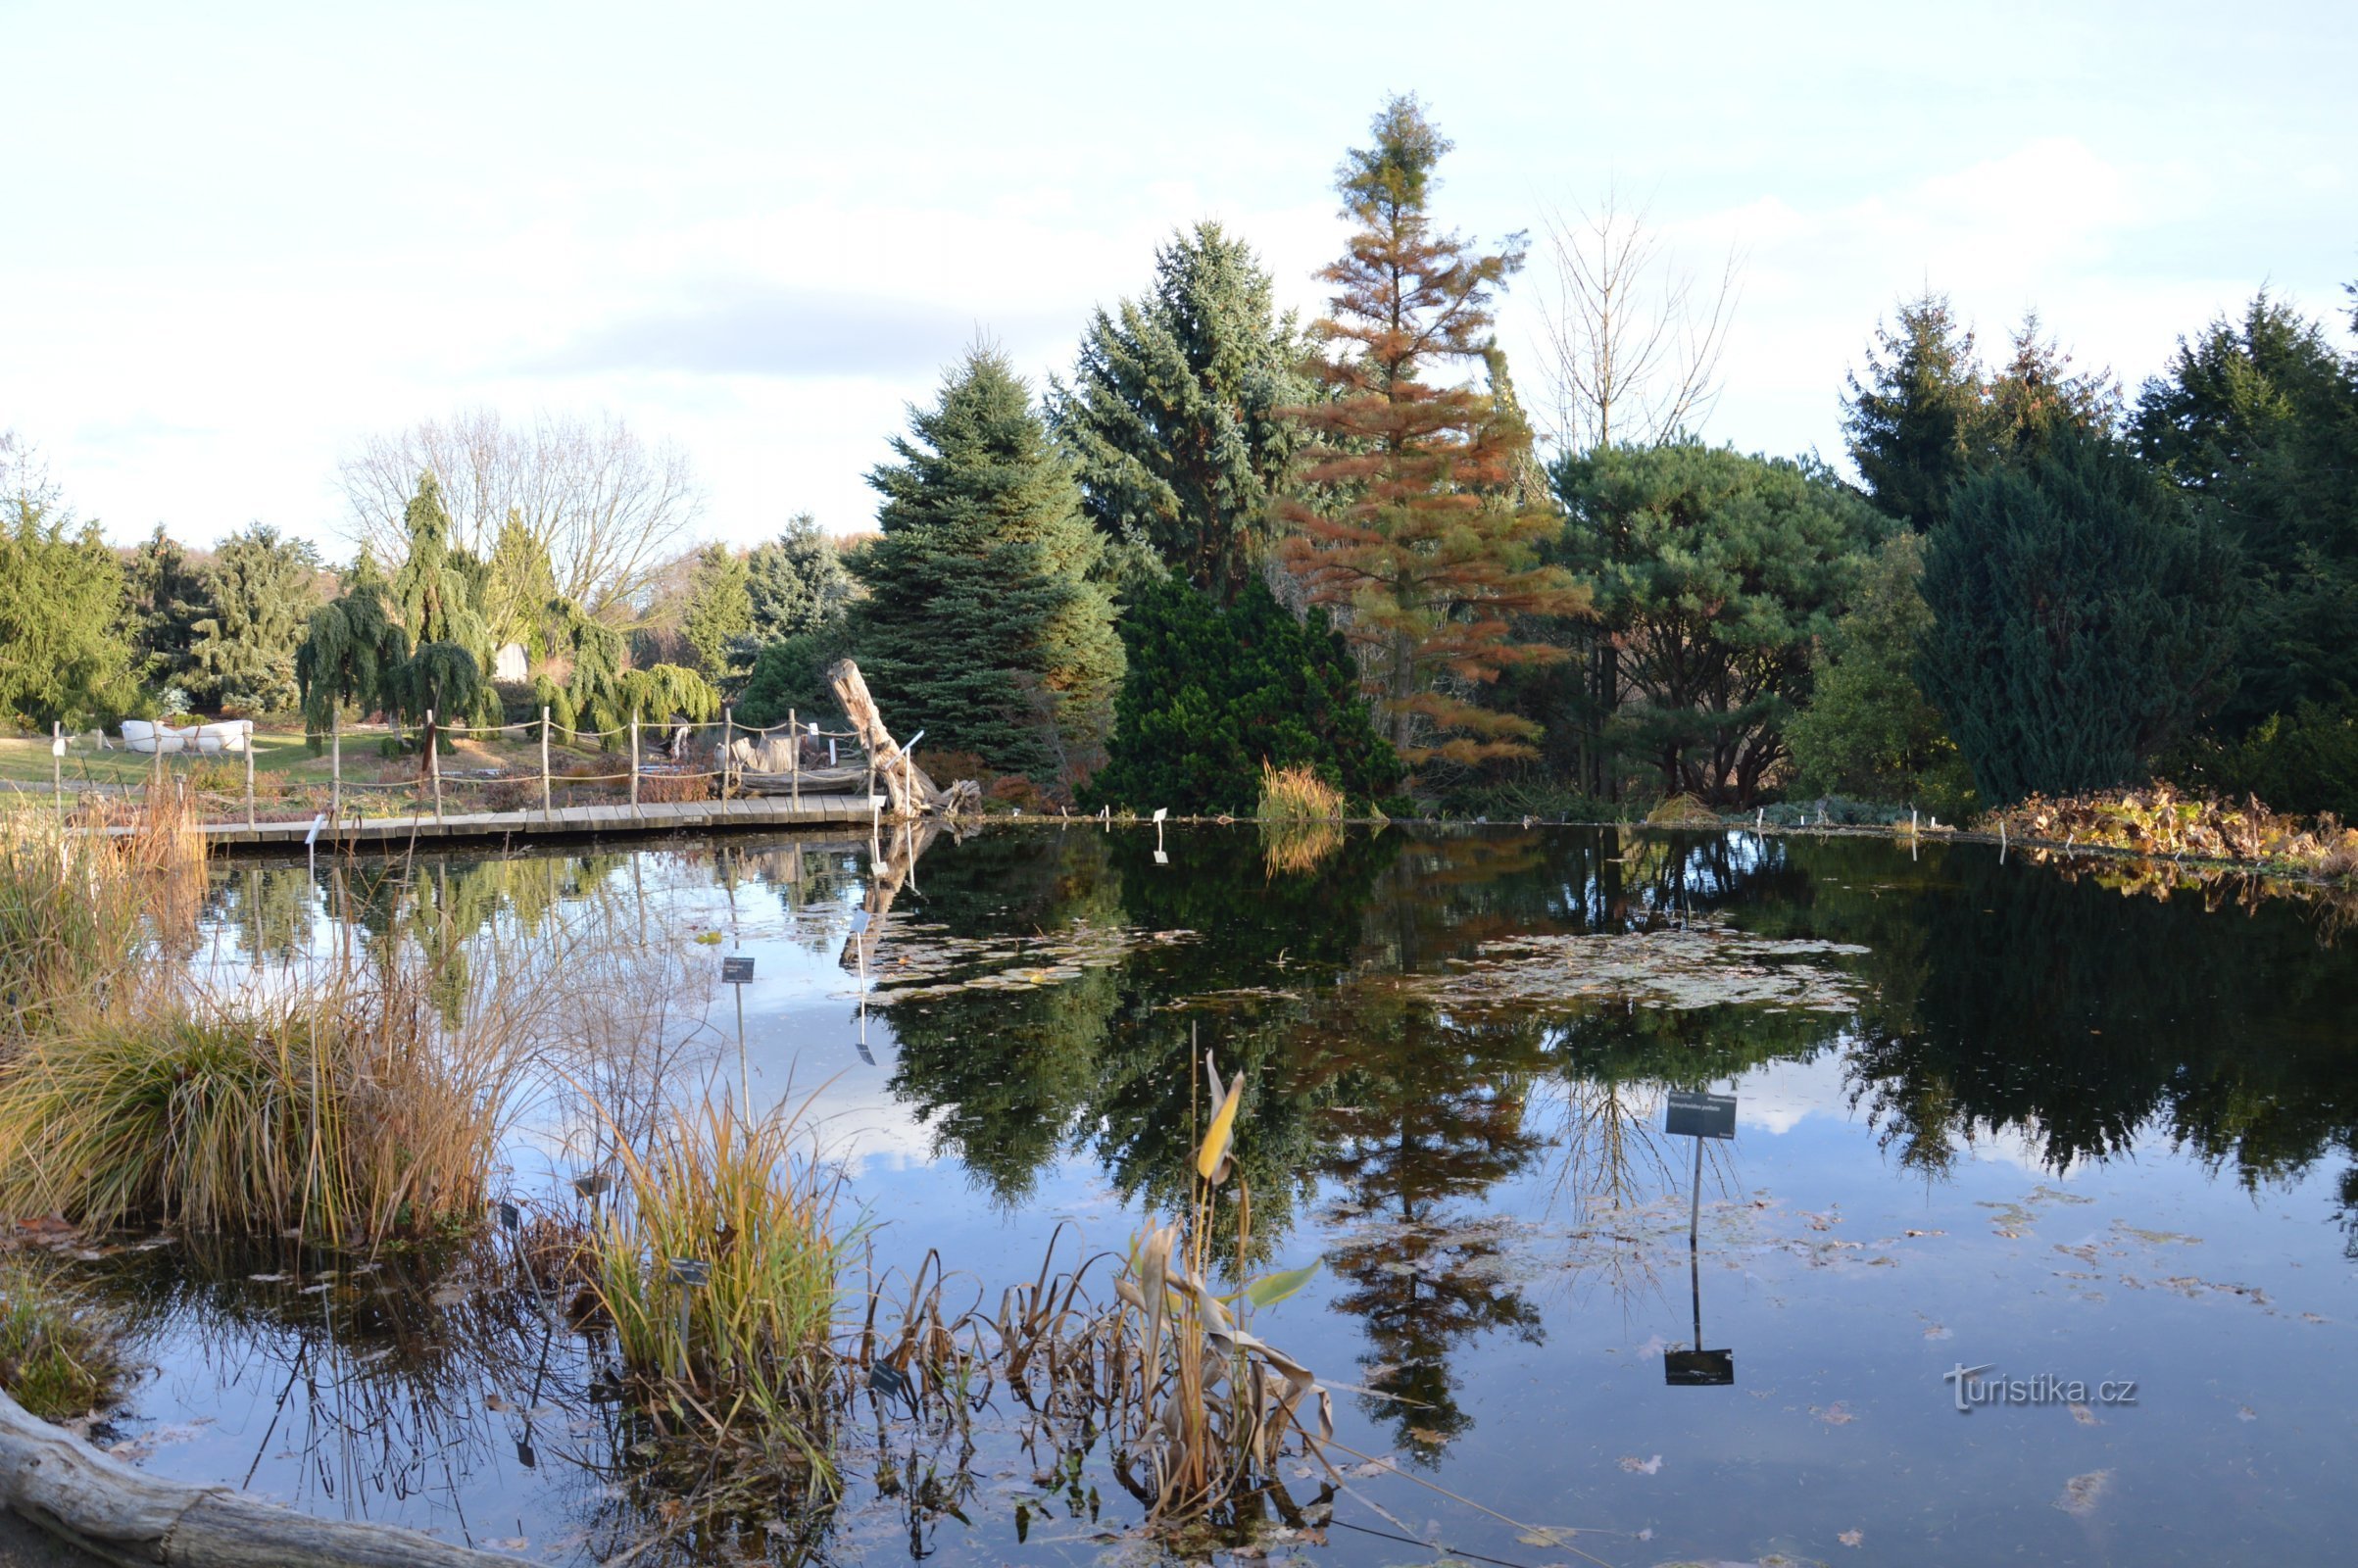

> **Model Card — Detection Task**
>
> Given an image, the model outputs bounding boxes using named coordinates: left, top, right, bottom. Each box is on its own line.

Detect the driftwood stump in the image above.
left=824, top=660, right=976, bottom=818
left=0, top=1388, right=525, bottom=1567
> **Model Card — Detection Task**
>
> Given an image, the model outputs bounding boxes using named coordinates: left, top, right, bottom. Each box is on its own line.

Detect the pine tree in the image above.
left=1842, top=292, right=1985, bottom=529
left=1917, top=427, right=2238, bottom=803
left=680, top=542, right=753, bottom=682
left=1050, top=221, right=1311, bottom=603
left=1278, top=96, right=1587, bottom=771
left=853, top=346, right=1124, bottom=783
left=188, top=525, right=325, bottom=713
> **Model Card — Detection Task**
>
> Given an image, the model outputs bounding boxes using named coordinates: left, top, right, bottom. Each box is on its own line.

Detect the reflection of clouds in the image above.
left=1730, top=1050, right=1855, bottom=1135
left=1958, top=1123, right=2085, bottom=1179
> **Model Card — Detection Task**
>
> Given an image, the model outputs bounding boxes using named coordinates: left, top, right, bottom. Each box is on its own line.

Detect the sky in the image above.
left=3, top=0, right=2351, bottom=556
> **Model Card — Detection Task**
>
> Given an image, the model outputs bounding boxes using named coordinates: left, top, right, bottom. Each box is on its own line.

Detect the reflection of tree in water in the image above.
left=203, top=863, right=319, bottom=963
left=1806, top=845, right=2358, bottom=1215
left=880, top=833, right=1124, bottom=1204
left=1301, top=984, right=1549, bottom=1458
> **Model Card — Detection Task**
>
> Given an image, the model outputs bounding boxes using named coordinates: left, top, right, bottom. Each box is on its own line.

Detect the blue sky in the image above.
left=4, top=0, right=2350, bottom=554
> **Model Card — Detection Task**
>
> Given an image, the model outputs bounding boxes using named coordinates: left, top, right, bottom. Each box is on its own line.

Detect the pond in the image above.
left=50, top=824, right=2358, bottom=1566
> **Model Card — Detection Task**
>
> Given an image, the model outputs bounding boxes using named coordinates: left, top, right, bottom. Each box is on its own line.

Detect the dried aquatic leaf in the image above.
left=2055, top=1469, right=2112, bottom=1516
left=1813, top=1402, right=1855, bottom=1425
left=1618, top=1453, right=1664, bottom=1474
left=1398, top=918, right=1870, bottom=1016
left=2068, top=1402, right=2097, bottom=1426
left=1839, top=1530, right=1864, bottom=1547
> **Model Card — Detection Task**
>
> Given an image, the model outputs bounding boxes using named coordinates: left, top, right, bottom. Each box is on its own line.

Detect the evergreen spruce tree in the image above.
left=484, top=511, right=559, bottom=659
left=1050, top=221, right=1311, bottom=603
left=745, top=514, right=853, bottom=644
left=295, top=555, right=411, bottom=745
left=119, top=526, right=211, bottom=691
left=2132, top=291, right=2358, bottom=733
left=853, top=346, right=1124, bottom=783
left=389, top=472, right=492, bottom=666
left=1279, top=96, right=1588, bottom=771
left=1917, top=427, right=2237, bottom=803
left=188, top=524, right=325, bottom=712
left=1842, top=292, right=1985, bottom=529
left=680, top=542, right=753, bottom=682
left=1082, top=575, right=1401, bottom=814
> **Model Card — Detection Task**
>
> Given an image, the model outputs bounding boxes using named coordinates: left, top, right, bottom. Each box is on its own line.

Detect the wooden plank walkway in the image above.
left=148, top=793, right=887, bottom=851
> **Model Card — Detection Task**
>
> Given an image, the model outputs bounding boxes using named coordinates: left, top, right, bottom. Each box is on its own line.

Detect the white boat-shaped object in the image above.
left=120, top=718, right=254, bottom=756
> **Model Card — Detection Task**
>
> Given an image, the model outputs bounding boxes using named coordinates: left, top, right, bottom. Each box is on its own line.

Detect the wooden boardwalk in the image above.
left=166, top=793, right=886, bottom=852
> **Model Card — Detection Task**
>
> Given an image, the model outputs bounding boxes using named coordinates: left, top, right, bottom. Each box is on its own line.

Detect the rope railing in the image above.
left=45, top=706, right=891, bottom=828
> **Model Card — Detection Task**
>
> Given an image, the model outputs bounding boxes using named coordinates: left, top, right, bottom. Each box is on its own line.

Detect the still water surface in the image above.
left=83, top=825, right=2358, bottom=1565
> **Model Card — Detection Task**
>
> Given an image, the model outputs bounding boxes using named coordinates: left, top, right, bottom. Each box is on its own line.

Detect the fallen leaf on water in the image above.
left=1517, top=1527, right=1588, bottom=1548
left=2236, top=1405, right=2257, bottom=1422
left=484, top=1393, right=515, bottom=1412
left=1839, top=1530, right=1864, bottom=1547
left=1618, top=1453, right=1663, bottom=1475
left=2055, top=1469, right=2112, bottom=1517
left=1813, top=1402, right=1855, bottom=1425
left=2068, top=1402, right=2097, bottom=1426
left=1922, top=1323, right=1952, bottom=1341
left=1343, top=1454, right=1399, bottom=1479
left=493, top=1540, right=528, bottom=1552
left=1904, top=1228, right=1944, bottom=1238
left=246, top=1272, right=286, bottom=1283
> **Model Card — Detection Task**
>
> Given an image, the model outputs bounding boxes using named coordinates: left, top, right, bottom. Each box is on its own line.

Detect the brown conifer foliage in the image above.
left=1280, top=96, right=1589, bottom=772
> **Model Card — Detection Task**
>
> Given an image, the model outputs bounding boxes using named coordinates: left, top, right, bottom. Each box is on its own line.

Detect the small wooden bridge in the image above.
left=185, top=792, right=889, bottom=851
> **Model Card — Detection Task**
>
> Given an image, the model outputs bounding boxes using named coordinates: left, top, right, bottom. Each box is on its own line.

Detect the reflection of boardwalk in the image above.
left=120, top=793, right=884, bottom=852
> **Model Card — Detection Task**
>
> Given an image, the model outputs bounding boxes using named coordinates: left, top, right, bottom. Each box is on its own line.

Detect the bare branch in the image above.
left=1534, top=187, right=1744, bottom=452
left=338, top=409, right=704, bottom=616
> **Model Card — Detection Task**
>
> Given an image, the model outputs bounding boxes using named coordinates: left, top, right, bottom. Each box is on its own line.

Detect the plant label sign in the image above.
left=1665, top=1090, right=1737, bottom=1140
left=1665, top=1348, right=1736, bottom=1386
left=720, top=956, right=755, bottom=985
left=848, top=908, right=871, bottom=934
left=666, top=1257, right=712, bottom=1288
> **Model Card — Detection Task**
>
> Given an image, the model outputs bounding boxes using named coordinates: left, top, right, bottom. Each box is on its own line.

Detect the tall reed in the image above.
left=0, top=785, right=204, bottom=1032
left=1255, top=762, right=1345, bottom=823
left=589, top=1092, right=848, bottom=1480
left=0, top=960, right=525, bottom=1246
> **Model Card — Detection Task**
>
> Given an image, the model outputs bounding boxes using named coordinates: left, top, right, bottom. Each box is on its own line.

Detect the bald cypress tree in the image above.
left=1278, top=95, right=1588, bottom=772
left=854, top=347, right=1124, bottom=783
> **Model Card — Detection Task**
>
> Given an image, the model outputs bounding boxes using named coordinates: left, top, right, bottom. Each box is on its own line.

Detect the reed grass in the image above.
left=589, top=1092, right=848, bottom=1483
left=1255, top=762, right=1345, bottom=824
left=0, top=1258, right=132, bottom=1420
left=0, top=961, right=524, bottom=1246
left=0, top=785, right=204, bottom=1032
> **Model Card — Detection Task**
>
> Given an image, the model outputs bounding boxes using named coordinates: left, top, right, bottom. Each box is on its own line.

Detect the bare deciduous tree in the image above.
left=339, top=409, right=703, bottom=615
left=1536, top=188, right=1742, bottom=452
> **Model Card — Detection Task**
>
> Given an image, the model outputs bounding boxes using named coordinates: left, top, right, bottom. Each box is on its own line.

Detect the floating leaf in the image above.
left=2055, top=1469, right=2112, bottom=1516
left=1618, top=1453, right=1663, bottom=1474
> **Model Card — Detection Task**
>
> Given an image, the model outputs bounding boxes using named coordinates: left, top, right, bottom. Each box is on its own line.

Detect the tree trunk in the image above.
left=826, top=660, right=949, bottom=816
left=0, top=1388, right=523, bottom=1567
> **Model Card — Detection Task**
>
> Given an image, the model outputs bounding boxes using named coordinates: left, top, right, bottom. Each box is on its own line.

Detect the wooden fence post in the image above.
left=330, top=710, right=341, bottom=825
left=540, top=707, right=552, bottom=815
left=243, top=723, right=256, bottom=827
left=427, top=709, right=442, bottom=821
left=51, top=723, right=62, bottom=819
left=629, top=716, right=640, bottom=815
left=788, top=710, right=799, bottom=807
left=722, top=707, right=734, bottom=799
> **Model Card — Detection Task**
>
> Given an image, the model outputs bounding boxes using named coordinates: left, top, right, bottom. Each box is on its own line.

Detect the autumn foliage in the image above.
left=1280, top=96, right=1588, bottom=771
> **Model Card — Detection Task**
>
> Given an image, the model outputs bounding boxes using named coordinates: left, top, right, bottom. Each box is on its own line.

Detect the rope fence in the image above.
left=34, top=708, right=895, bottom=828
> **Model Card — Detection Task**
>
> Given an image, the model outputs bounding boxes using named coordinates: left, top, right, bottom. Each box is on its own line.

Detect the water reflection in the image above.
left=143, top=822, right=2358, bottom=1562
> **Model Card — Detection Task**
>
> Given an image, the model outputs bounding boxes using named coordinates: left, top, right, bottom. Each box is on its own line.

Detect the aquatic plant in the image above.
left=588, top=1093, right=847, bottom=1484
left=1987, top=783, right=2358, bottom=876
left=0, top=785, right=203, bottom=1033
left=1255, top=761, right=1344, bottom=824
left=1107, top=1052, right=1330, bottom=1525
left=0, top=1259, right=131, bottom=1421
left=0, top=960, right=528, bottom=1246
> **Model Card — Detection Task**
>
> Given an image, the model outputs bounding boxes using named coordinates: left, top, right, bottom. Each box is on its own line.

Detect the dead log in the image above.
left=841, top=817, right=940, bottom=970
left=0, top=1387, right=524, bottom=1567
left=824, top=660, right=978, bottom=817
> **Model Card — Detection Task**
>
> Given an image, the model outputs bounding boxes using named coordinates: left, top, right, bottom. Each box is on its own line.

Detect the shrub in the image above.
left=2171, top=702, right=2358, bottom=822
left=640, top=770, right=712, bottom=805
left=1787, top=531, right=1978, bottom=818
left=1918, top=428, right=2238, bottom=804
left=1984, top=783, right=2358, bottom=871
left=1084, top=575, right=1400, bottom=815
left=1256, top=762, right=1344, bottom=822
